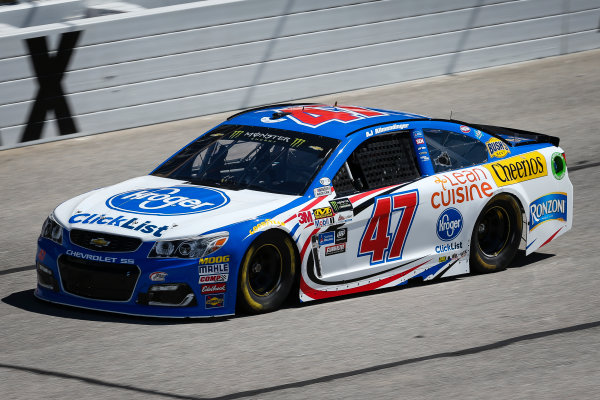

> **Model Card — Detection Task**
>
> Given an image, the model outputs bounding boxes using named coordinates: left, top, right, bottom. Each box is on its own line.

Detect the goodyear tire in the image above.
left=470, top=194, right=522, bottom=273
left=238, top=231, right=297, bottom=313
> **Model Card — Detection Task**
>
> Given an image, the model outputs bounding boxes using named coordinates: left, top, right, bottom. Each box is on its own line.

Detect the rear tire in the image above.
left=237, top=231, right=297, bottom=313
left=470, top=194, right=522, bottom=273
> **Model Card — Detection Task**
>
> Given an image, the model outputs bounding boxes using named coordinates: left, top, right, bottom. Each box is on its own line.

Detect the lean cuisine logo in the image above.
left=529, top=192, right=567, bottom=231
left=485, top=151, right=547, bottom=187
left=106, top=186, right=229, bottom=216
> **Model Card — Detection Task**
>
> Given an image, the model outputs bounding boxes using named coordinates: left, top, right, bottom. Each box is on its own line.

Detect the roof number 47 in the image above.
left=279, top=106, right=387, bottom=128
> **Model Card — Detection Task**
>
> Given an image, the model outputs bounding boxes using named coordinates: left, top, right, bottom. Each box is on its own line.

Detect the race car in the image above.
left=35, top=104, right=573, bottom=317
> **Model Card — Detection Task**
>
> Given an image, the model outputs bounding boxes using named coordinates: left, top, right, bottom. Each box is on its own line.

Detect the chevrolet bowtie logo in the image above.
left=90, top=237, right=110, bottom=247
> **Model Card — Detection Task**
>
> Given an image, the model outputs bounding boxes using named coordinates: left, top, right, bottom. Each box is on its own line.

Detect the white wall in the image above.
left=1, top=0, right=599, bottom=150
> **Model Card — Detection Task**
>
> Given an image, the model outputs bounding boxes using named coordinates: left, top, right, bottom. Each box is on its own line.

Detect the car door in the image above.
left=420, top=126, right=495, bottom=269
left=312, top=130, right=424, bottom=282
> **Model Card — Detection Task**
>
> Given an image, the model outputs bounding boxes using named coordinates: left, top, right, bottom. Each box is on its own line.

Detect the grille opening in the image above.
left=58, top=255, right=139, bottom=301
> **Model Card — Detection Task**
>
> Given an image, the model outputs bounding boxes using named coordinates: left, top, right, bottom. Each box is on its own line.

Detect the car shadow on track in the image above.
left=2, top=252, right=554, bottom=323
left=1, top=289, right=230, bottom=325
left=508, top=250, right=555, bottom=269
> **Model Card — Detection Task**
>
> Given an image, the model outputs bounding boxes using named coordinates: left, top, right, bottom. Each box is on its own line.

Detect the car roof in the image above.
left=224, top=103, right=430, bottom=139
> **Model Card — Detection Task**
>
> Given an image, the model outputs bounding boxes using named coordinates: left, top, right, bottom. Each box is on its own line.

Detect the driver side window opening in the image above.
left=332, top=131, right=420, bottom=196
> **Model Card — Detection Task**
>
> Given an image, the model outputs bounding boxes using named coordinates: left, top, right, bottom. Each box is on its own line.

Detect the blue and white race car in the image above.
left=35, top=104, right=573, bottom=317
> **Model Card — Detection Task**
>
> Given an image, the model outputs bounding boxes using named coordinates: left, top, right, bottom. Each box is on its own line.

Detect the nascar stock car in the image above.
left=35, top=104, right=572, bottom=317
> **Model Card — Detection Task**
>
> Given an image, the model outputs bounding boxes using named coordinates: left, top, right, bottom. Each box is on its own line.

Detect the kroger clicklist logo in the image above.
left=106, top=186, right=230, bottom=216
left=436, top=208, right=463, bottom=241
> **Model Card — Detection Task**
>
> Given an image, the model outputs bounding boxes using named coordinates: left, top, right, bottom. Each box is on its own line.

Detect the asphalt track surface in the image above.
left=1, top=50, right=600, bottom=399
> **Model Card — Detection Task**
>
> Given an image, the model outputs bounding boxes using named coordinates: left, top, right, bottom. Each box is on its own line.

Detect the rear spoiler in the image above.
left=468, top=123, right=560, bottom=147
left=418, top=118, right=560, bottom=147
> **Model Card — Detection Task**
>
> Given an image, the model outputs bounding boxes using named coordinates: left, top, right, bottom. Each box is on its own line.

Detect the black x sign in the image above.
left=22, top=30, right=81, bottom=143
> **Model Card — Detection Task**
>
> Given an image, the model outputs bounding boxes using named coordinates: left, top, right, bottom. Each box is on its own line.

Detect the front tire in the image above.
left=470, top=194, right=522, bottom=273
left=237, top=231, right=297, bottom=313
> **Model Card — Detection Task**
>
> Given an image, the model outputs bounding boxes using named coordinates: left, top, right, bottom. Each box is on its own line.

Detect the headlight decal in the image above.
left=41, top=214, right=64, bottom=244
left=148, top=232, right=229, bottom=259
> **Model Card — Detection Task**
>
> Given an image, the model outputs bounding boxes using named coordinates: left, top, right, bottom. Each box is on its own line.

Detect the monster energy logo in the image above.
left=290, top=138, right=306, bottom=147
left=230, top=130, right=244, bottom=138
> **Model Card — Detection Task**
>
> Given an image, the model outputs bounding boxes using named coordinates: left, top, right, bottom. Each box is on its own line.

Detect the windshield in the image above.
left=152, top=125, right=340, bottom=195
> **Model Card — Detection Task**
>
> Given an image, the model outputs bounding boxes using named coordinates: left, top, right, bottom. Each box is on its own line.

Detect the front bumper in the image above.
left=34, top=234, right=236, bottom=318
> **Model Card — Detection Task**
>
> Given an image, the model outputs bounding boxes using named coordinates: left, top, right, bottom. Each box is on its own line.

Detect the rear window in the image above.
left=423, top=129, right=488, bottom=172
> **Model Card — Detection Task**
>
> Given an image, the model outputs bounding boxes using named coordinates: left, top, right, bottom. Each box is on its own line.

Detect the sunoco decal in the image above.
left=436, top=208, right=463, bottom=241
left=205, top=294, right=225, bottom=308
left=106, top=186, right=229, bottom=216
left=529, top=192, right=567, bottom=231
left=485, top=151, right=547, bottom=187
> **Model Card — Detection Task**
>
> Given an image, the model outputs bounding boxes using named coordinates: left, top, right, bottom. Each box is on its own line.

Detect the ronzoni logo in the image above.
left=106, top=186, right=229, bottom=216
left=486, top=138, right=511, bottom=158
left=529, top=192, right=567, bottom=231
left=436, top=208, right=463, bottom=241
left=485, top=151, right=547, bottom=187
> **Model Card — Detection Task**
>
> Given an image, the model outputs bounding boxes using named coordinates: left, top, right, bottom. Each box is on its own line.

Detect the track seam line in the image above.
left=1, top=320, right=599, bottom=400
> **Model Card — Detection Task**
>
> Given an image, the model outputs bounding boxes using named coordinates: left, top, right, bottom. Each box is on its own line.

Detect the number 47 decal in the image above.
left=358, top=190, right=419, bottom=264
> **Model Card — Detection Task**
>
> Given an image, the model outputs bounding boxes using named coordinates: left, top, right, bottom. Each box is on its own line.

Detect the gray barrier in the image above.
left=1, top=0, right=599, bottom=150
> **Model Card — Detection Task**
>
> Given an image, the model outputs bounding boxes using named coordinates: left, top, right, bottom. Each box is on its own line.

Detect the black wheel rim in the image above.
left=248, top=244, right=283, bottom=296
left=477, top=205, right=511, bottom=257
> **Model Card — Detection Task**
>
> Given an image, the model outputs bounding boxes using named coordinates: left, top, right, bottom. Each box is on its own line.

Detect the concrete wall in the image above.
left=1, top=0, right=599, bottom=150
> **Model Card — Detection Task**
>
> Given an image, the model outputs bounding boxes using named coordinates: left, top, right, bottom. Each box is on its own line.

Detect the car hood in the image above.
left=54, top=175, right=297, bottom=240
